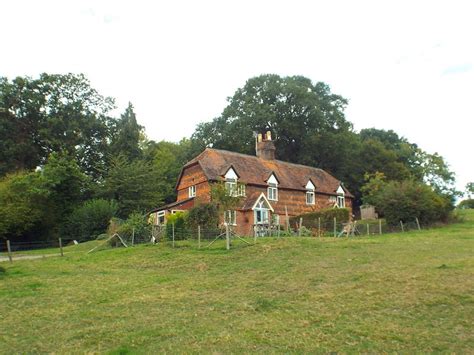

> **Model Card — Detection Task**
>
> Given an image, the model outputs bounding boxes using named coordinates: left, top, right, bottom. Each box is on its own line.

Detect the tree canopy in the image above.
left=0, top=72, right=458, bottom=242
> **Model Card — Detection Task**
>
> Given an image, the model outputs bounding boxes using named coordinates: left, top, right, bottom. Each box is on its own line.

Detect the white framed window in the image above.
left=224, top=210, right=237, bottom=226
left=188, top=185, right=196, bottom=197
left=225, top=180, right=245, bottom=197
left=157, top=211, right=165, bottom=225
left=334, top=186, right=346, bottom=208
left=254, top=200, right=270, bottom=224
left=337, top=196, right=345, bottom=208
left=267, top=174, right=278, bottom=201
left=335, top=185, right=345, bottom=208
left=268, top=184, right=278, bottom=201
left=171, top=210, right=184, bottom=214
left=306, top=180, right=315, bottom=205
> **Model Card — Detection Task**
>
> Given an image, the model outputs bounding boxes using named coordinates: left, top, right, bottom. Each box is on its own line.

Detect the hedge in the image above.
left=289, top=208, right=350, bottom=229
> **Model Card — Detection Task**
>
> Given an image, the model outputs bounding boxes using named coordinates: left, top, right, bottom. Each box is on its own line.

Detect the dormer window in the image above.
left=336, top=185, right=345, bottom=208
left=267, top=174, right=278, bottom=201
left=306, top=180, right=315, bottom=205
left=224, top=167, right=245, bottom=197
left=188, top=185, right=196, bottom=197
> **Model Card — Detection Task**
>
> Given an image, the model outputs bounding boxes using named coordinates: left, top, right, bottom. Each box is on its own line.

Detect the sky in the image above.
left=1, top=0, right=473, bottom=193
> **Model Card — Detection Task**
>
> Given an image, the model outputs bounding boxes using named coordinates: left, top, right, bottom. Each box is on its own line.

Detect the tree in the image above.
left=361, top=176, right=452, bottom=225
left=192, top=74, right=351, bottom=164
left=465, top=182, right=474, bottom=198
left=100, top=155, right=160, bottom=218
left=0, top=171, right=49, bottom=240
left=109, top=102, right=143, bottom=161
left=0, top=73, right=115, bottom=179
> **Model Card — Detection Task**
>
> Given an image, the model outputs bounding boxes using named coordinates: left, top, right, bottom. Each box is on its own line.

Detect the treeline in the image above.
left=0, top=73, right=459, bottom=242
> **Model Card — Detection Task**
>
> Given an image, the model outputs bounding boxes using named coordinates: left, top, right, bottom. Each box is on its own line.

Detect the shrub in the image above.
left=62, top=199, right=118, bottom=241
left=290, top=208, right=350, bottom=229
left=185, top=204, right=219, bottom=229
left=364, top=180, right=452, bottom=226
left=165, top=211, right=188, bottom=240
left=458, top=199, right=474, bottom=209
left=117, top=213, right=151, bottom=242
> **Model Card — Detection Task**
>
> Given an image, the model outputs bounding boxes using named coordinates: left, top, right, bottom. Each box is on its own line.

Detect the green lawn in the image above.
left=1, top=211, right=473, bottom=353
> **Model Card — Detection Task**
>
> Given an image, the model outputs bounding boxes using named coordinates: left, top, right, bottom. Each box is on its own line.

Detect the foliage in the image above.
left=362, top=176, right=452, bottom=225
left=290, top=208, right=351, bottom=229
left=465, top=182, right=474, bottom=198
left=192, top=74, right=351, bottom=163
left=109, top=102, right=143, bottom=161
left=114, top=212, right=151, bottom=243
left=0, top=171, right=49, bottom=240
left=210, top=182, right=244, bottom=214
left=0, top=73, right=115, bottom=179
left=100, top=154, right=160, bottom=218
left=165, top=212, right=187, bottom=240
left=142, top=138, right=198, bottom=204
left=458, top=199, right=474, bottom=209
left=185, top=203, right=219, bottom=229
left=191, top=75, right=456, bottom=204
left=62, top=199, right=118, bottom=241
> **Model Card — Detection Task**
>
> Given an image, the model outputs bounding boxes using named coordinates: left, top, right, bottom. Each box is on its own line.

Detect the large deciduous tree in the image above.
left=0, top=73, right=115, bottom=179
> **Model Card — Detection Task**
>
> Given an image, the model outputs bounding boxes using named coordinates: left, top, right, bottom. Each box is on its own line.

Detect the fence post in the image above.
left=132, top=228, right=135, bottom=246
left=400, top=220, right=404, bottom=232
left=415, top=218, right=421, bottom=231
left=225, top=224, right=230, bottom=250
left=59, top=238, right=64, bottom=257
left=367, top=223, right=370, bottom=236
left=298, top=217, right=303, bottom=237
left=318, top=217, right=321, bottom=238
left=172, top=223, right=175, bottom=248
left=198, top=225, right=201, bottom=249
left=333, top=217, right=337, bottom=237
left=6, top=240, right=12, bottom=263
left=253, top=226, right=257, bottom=243
left=378, top=219, right=382, bottom=235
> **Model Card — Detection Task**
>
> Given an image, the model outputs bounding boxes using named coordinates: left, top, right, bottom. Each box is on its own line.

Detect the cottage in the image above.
left=149, top=132, right=353, bottom=235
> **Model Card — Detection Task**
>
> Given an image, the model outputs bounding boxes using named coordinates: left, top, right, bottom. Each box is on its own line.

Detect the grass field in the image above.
left=1, top=211, right=473, bottom=353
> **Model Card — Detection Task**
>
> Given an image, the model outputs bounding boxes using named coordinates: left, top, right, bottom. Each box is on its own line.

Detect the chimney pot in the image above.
left=256, top=131, right=276, bottom=160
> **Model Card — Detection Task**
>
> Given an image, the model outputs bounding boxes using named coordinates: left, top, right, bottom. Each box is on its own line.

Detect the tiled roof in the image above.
left=184, top=148, right=353, bottom=197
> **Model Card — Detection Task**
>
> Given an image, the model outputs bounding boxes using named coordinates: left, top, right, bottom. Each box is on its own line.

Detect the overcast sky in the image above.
left=1, top=0, right=473, bottom=192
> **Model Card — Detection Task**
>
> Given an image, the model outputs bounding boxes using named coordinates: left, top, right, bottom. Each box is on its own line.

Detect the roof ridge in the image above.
left=207, top=148, right=327, bottom=173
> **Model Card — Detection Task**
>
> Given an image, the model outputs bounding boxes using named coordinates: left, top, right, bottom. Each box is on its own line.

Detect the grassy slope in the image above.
left=0, top=212, right=473, bottom=353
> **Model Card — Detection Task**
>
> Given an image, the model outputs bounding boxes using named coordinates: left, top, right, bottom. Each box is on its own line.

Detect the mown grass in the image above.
left=0, top=211, right=473, bottom=353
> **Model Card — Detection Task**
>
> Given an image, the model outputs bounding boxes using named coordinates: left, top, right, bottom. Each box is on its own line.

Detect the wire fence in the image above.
left=1, top=217, right=429, bottom=262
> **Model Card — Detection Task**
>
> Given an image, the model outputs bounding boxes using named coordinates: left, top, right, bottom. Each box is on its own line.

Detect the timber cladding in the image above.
left=152, top=146, right=353, bottom=233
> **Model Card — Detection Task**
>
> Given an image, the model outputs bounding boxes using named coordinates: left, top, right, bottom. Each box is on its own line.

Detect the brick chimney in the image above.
left=256, top=131, right=276, bottom=160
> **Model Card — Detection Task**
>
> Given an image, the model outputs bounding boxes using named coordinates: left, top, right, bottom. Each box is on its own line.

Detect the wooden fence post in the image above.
left=298, top=217, right=303, bottom=237
left=285, top=206, right=289, bottom=232
left=318, top=217, right=321, bottom=238
left=367, top=223, right=370, bottom=236
left=172, top=223, right=175, bottom=248
left=415, top=218, right=421, bottom=231
left=198, top=225, right=201, bottom=249
left=225, top=224, right=230, bottom=250
left=400, top=220, right=404, bottom=232
left=132, top=228, right=135, bottom=246
left=59, top=238, right=64, bottom=257
left=6, top=240, right=12, bottom=263
left=378, top=219, right=382, bottom=235
left=253, top=226, right=257, bottom=243
left=333, top=217, right=337, bottom=237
